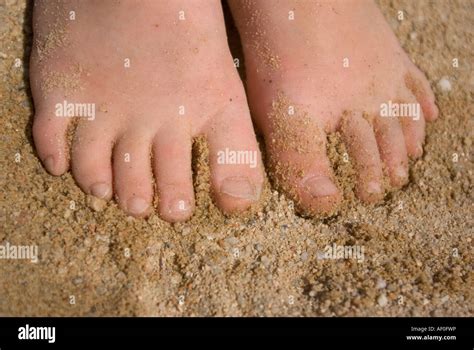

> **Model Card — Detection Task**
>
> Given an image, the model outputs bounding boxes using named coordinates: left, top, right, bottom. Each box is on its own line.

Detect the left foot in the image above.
left=229, top=0, right=439, bottom=215
left=30, top=0, right=264, bottom=222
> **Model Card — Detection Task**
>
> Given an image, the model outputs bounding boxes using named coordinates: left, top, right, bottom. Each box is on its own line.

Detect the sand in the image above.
left=0, top=0, right=472, bottom=316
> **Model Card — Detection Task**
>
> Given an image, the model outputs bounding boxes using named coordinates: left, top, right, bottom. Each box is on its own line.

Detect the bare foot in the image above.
left=31, top=0, right=263, bottom=222
left=229, top=0, right=438, bottom=215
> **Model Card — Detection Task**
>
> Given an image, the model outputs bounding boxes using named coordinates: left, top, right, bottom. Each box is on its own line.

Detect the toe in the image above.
left=71, top=122, right=117, bottom=200
left=266, top=123, right=342, bottom=215
left=113, top=130, right=154, bottom=218
left=405, top=67, right=439, bottom=122
left=373, top=117, right=409, bottom=188
left=153, top=126, right=195, bottom=222
left=206, top=106, right=264, bottom=214
left=341, top=111, right=384, bottom=203
left=398, top=91, right=426, bottom=159
left=32, top=105, right=71, bottom=176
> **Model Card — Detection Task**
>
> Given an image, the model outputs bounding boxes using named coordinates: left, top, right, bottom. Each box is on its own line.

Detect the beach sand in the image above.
left=0, top=0, right=472, bottom=316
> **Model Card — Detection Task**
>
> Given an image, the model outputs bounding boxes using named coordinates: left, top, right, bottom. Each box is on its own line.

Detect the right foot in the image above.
left=229, top=0, right=438, bottom=216
left=31, top=0, right=264, bottom=222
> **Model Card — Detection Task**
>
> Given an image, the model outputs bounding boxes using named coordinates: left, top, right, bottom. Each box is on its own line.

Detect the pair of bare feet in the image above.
left=30, top=0, right=438, bottom=222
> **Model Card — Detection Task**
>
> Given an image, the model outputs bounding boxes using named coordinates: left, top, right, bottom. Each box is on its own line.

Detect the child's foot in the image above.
left=31, top=0, right=263, bottom=222
left=229, top=0, right=438, bottom=215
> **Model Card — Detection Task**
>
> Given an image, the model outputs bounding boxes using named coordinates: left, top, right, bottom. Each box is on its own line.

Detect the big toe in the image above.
left=206, top=104, right=264, bottom=214
left=265, top=114, right=342, bottom=216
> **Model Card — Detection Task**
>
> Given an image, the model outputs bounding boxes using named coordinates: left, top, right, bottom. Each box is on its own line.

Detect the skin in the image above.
left=31, top=0, right=438, bottom=221
left=30, top=0, right=264, bottom=222
left=228, top=0, right=438, bottom=215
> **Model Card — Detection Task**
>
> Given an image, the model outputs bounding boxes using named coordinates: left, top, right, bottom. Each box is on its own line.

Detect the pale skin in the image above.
left=228, top=0, right=438, bottom=214
left=31, top=0, right=438, bottom=221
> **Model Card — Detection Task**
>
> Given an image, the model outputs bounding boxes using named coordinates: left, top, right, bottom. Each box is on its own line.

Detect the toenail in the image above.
left=367, top=181, right=382, bottom=194
left=90, top=182, right=111, bottom=199
left=127, top=197, right=149, bottom=215
left=415, top=143, right=423, bottom=157
left=394, top=166, right=407, bottom=181
left=303, top=176, right=338, bottom=198
left=43, top=155, right=55, bottom=172
left=220, top=176, right=257, bottom=200
left=168, top=198, right=191, bottom=214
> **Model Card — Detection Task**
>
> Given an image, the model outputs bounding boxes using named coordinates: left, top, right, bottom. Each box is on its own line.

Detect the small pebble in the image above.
left=171, top=274, right=182, bottom=285
left=87, top=195, right=107, bottom=212
left=261, top=255, right=271, bottom=267
left=376, top=278, right=387, bottom=289
left=72, top=277, right=83, bottom=286
left=96, top=286, right=107, bottom=296
left=440, top=295, right=450, bottom=304
left=225, top=236, right=239, bottom=246
left=437, top=76, right=452, bottom=92
left=377, top=294, right=388, bottom=307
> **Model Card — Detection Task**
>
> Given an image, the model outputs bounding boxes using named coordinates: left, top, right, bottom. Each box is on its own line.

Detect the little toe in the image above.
left=398, top=91, right=426, bottom=159
left=405, top=66, right=439, bottom=122
left=32, top=104, right=71, bottom=176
